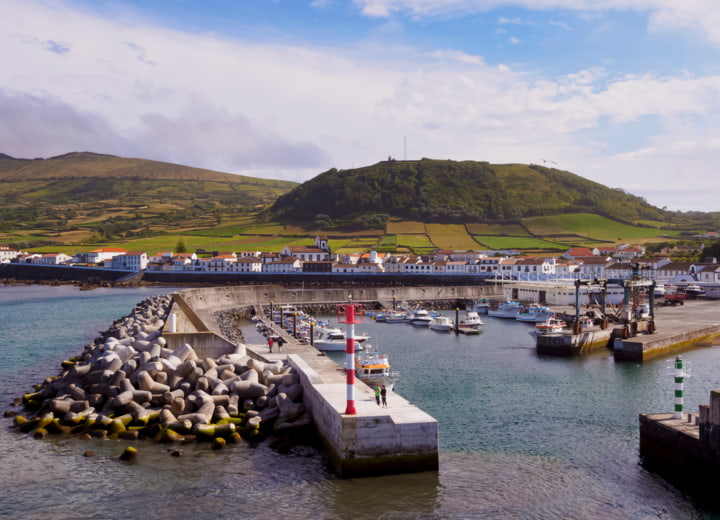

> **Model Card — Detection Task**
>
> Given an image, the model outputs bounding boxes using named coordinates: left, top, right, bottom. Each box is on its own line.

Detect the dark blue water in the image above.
left=2, top=287, right=720, bottom=519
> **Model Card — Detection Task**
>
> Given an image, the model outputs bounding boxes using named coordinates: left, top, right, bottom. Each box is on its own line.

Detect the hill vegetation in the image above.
left=1, top=152, right=718, bottom=258
left=0, top=152, right=297, bottom=246
left=267, top=159, right=675, bottom=227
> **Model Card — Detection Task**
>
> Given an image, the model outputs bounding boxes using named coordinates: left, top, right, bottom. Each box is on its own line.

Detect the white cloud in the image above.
left=353, top=0, right=720, bottom=44
left=1, top=0, right=720, bottom=210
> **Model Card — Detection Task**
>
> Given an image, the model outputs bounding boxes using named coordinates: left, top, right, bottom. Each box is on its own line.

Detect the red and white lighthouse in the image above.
left=338, top=295, right=363, bottom=415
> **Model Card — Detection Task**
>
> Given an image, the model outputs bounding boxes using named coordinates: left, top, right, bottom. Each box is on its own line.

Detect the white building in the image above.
left=0, top=245, right=22, bottom=263
left=34, top=253, right=72, bottom=265
left=233, top=256, right=263, bottom=272
left=264, top=257, right=301, bottom=273
left=111, top=252, right=148, bottom=270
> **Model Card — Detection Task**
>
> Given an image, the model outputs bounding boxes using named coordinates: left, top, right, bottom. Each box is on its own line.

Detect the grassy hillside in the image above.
left=0, top=152, right=712, bottom=257
left=0, top=152, right=297, bottom=246
left=268, top=158, right=671, bottom=226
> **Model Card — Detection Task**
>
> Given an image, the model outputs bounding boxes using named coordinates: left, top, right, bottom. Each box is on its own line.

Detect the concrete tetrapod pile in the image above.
left=10, top=295, right=310, bottom=451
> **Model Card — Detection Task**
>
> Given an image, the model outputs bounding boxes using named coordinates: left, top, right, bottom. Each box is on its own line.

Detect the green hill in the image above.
left=268, top=158, right=669, bottom=226
left=0, top=152, right=297, bottom=246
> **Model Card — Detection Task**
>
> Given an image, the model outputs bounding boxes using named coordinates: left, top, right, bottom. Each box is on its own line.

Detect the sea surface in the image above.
left=2, top=285, right=720, bottom=519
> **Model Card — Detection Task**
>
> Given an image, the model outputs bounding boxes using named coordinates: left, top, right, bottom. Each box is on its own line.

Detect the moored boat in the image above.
left=470, top=298, right=491, bottom=314
left=529, top=316, right=567, bottom=336
left=354, top=348, right=399, bottom=391
left=429, top=315, right=455, bottom=332
left=685, top=284, right=706, bottom=299
left=458, top=310, right=484, bottom=329
left=408, top=308, right=434, bottom=327
left=313, top=326, right=369, bottom=351
left=516, top=304, right=554, bottom=323
left=487, top=301, right=522, bottom=319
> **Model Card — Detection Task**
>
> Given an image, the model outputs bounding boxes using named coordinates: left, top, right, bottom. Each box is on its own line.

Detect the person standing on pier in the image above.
left=381, top=385, right=387, bottom=408
left=267, top=336, right=274, bottom=352
left=375, top=385, right=381, bottom=406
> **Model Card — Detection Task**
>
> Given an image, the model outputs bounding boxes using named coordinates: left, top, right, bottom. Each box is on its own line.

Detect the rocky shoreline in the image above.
left=7, top=294, right=311, bottom=457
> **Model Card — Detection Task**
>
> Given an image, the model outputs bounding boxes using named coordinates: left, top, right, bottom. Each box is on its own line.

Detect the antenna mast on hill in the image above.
left=404, top=136, right=407, bottom=161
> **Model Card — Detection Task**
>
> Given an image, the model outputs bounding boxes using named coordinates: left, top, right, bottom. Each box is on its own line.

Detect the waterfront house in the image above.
left=699, top=265, right=720, bottom=284
left=280, top=245, right=329, bottom=262
left=615, top=244, right=646, bottom=261
left=34, top=253, right=72, bottom=265
left=233, top=256, right=263, bottom=273
left=264, top=256, right=301, bottom=273
left=302, top=260, right=333, bottom=273
left=87, top=248, right=128, bottom=265
left=563, top=247, right=594, bottom=260
left=574, top=256, right=612, bottom=281
left=207, top=253, right=238, bottom=272
left=401, top=256, right=433, bottom=274
left=110, top=252, right=148, bottom=270
left=0, top=245, right=23, bottom=263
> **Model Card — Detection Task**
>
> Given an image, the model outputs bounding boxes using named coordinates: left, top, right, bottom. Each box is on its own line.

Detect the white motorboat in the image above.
left=458, top=310, right=484, bottom=329
left=313, top=326, right=369, bottom=351
left=487, top=301, right=522, bottom=319
left=516, top=304, right=554, bottom=323
left=354, top=348, right=399, bottom=391
left=408, top=308, right=434, bottom=327
left=429, top=315, right=455, bottom=332
left=685, top=284, right=706, bottom=299
left=383, top=310, right=410, bottom=323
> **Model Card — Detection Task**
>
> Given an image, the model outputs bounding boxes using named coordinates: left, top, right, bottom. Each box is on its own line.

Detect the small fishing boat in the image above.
left=472, top=298, right=491, bottom=314
left=354, top=347, right=399, bottom=391
left=487, top=301, right=522, bottom=319
left=516, top=304, right=554, bottom=323
left=529, top=316, right=567, bottom=336
left=429, top=315, right=455, bottom=332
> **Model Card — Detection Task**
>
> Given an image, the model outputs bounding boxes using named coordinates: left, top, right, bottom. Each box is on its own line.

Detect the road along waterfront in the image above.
left=3, top=285, right=720, bottom=518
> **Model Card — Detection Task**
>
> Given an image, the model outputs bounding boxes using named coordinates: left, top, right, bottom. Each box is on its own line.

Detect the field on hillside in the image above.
left=386, top=220, right=426, bottom=234
left=465, top=223, right=529, bottom=235
left=12, top=212, right=692, bottom=257
left=522, top=214, right=679, bottom=243
left=472, top=236, right=567, bottom=250
left=426, top=224, right=482, bottom=250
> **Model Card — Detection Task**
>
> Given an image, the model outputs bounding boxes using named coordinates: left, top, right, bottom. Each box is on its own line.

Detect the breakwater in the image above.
left=10, top=293, right=310, bottom=451
left=173, top=286, right=442, bottom=477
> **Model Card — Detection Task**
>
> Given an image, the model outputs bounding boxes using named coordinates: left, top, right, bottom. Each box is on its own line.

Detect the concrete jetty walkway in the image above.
left=247, top=314, right=439, bottom=477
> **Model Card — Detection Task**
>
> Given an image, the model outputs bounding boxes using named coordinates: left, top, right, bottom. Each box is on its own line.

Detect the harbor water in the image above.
left=2, top=286, right=720, bottom=519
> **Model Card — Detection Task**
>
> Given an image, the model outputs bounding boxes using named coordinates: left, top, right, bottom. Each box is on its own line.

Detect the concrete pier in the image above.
left=613, top=300, right=720, bottom=362
left=169, top=286, right=441, bottom=477
left=640, top=390, right=720, bottom=492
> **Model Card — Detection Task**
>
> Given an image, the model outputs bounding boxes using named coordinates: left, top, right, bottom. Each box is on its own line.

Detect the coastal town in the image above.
left=2, top=235, right=719, bottom=291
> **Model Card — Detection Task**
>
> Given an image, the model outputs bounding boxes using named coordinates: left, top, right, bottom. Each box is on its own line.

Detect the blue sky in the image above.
left=2, top=0, right=720, bottom=211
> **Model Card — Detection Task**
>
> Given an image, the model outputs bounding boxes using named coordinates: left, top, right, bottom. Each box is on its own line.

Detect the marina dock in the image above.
left=535, top=300, right=720, bottom=360
left=613, top=300, right=720, bottom=361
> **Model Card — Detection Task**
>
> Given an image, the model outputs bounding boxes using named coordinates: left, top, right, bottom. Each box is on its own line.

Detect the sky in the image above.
left=2, top=0, right=720, bottom=212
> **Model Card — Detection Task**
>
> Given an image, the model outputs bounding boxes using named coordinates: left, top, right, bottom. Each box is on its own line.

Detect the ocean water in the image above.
left=2, top=286, right=720, bottom=519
